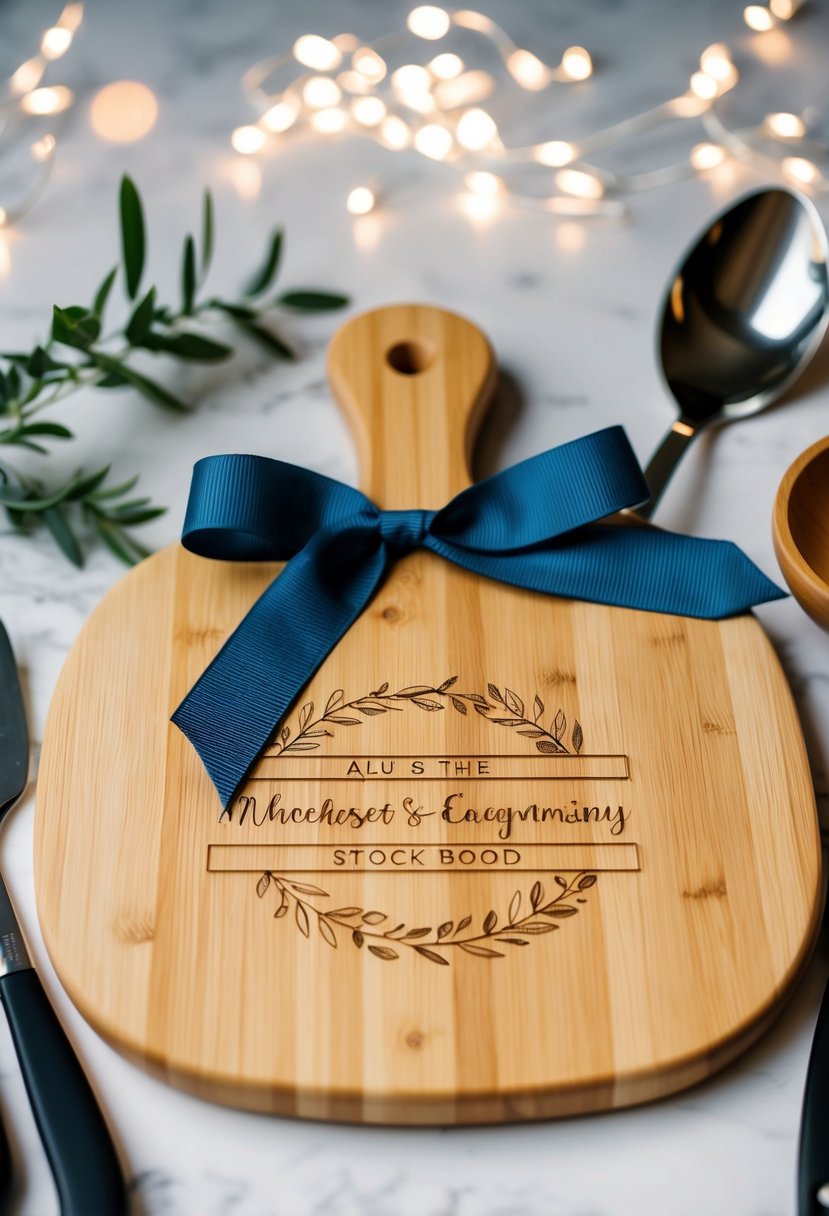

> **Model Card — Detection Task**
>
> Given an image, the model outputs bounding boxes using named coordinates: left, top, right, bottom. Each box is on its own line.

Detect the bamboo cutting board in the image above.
left=35, top=304, right=822, bottom=1123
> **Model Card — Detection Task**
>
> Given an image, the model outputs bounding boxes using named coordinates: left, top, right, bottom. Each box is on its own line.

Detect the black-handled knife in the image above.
left=0, top=622, right=127, bottom=1216
left=799, top=975, right=829, bottom=1215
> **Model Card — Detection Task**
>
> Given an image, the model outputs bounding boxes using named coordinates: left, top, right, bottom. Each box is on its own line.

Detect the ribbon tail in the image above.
left=427, top=526, right=785, bottom=619
left=172, top=526, right=387, bottom=808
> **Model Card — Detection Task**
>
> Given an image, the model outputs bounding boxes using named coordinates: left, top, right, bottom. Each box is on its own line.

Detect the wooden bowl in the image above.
left=773, top=435, right=829, bottom=629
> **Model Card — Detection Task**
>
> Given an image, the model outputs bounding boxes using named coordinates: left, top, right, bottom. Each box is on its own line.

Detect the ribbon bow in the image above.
left=172, top=426, right=784, bottom=807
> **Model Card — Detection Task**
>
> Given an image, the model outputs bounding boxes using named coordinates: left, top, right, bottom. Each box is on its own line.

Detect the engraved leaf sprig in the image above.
left=0, top=175, right=348, bottom=567
left=268, top=677, right=583, bottom=758
left=256, top=871, right=598, bottom=965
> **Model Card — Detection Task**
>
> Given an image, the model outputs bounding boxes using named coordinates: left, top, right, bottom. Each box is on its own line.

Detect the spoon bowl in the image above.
left=773, top=435, right=829, bottom=629
left=641, top=187, right=829, bottom=517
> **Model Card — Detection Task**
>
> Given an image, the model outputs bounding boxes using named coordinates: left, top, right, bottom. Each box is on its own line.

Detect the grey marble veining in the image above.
left=1, top=1, right=829, bottom=1213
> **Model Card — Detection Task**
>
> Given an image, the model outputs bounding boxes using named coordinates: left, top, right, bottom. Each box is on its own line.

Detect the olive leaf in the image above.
left=277, top=289, right=349, bottom=312
left=181, top=235, right=197, bottom=315
left=368, top=945, right=398, bottom=961
left=459, top=943, right=504, bottom=959
left=295, top=903, right=310, bottom=938
left=415, top=946, right=449, bottom=965
left=119, top=175, right=145, bottom=299
left=244, top=228, right=283, bottom=297
left=201, top=189, right=214, bottom=274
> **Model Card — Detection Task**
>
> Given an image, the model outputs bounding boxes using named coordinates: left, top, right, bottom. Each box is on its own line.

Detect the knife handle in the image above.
left=0, top=1103, right=11, bottom=1206
left=0, top=968, right=127, bottom=1216
left=798, top=976, right=829, bottom=1216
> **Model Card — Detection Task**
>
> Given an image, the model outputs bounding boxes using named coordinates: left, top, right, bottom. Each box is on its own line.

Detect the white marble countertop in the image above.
left=2, top=0, right=829, bottom=1212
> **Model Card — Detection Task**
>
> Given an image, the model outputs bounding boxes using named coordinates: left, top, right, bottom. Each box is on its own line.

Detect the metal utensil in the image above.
left=0, top=622, right=126, bottom=1216
left=799, top=974, right=829, bottom=1215
left=639, top=186, right=829, bottom=518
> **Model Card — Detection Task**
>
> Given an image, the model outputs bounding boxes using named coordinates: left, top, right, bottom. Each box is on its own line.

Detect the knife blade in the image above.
left=0, top=622, right=127, bottom=1216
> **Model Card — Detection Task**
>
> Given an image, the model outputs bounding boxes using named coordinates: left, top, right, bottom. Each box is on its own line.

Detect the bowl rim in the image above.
left=773, top=434, right=829, bottom=621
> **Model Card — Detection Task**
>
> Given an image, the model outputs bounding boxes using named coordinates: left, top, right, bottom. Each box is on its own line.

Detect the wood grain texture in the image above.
left=35, top=304, right=822, bottom=1124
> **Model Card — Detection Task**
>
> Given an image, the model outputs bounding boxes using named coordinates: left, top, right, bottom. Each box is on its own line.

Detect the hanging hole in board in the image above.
left=386, top=340, right=436, bottom=375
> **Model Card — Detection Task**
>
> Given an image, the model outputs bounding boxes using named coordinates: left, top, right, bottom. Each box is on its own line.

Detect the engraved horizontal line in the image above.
left=252, top=754, right=630, bottom=781
left=207, top=841, right=640, bottom=875
left=261, top=753, right=628, bottom=759
left=248, top=777, right=626, bottom=782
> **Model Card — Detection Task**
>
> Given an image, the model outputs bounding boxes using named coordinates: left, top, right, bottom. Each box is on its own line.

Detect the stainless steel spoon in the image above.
left=639, top=186, right=829, bottom=518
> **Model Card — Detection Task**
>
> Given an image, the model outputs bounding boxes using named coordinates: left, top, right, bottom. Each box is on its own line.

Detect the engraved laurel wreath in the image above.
left=255, top=678, right=597, bottom=966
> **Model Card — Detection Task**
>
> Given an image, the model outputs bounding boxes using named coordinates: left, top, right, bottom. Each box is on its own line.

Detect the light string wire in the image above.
left=0, top=2, right=84, bottom=227
left=230, top=2, right=826, bottom=220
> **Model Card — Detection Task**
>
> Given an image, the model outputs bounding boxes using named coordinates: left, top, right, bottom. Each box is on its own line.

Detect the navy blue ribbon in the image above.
left=172, top=426, right=784, bottom=807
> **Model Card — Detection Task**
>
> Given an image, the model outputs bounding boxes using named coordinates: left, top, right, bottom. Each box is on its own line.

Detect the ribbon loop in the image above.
left=172, top=425, right=785, bottom=808
left=379, top=509, right=435, bottom=555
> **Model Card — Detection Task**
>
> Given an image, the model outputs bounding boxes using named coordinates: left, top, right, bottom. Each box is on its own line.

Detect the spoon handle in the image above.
left=639, top=419, right=698, bottom=519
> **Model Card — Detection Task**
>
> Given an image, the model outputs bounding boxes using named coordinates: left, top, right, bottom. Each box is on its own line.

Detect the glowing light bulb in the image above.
left=352, top=48, right=386, bottom=82
left=690, top=71, right=718, bottom=100
left=429, top=52, right=463, bottom=79
left=464, top=170, right=501, bottom=196
left=391, top=64, right=432, bottom=95
left=293, top=34, right=342, bottom=71
left=434, top=70, right=495, bottom=109
left=414, top=122, right=453, bottom=159
left=506, top=49, right=548, bottom=90
left=407, top=5, right=451, bottom=39
left=89, top=81, right=158, bottom=142
left=561, top=46, right=592, bottom=81
left=10, top=58, right=45, bottom=96
left=333, top=33, right=360, bottom=52
left=403, top=92, right=437, bottom=115
left=699, top=44, right=733, bottom=80
left=311, top=107, right=347, bottom=133
left=347, top=185, right=376, bottom=215
left=41, top=26, right=73, bottom=59
left=262, top=101, right=298, bottom=133
left=769, top=0, right=800, bottom=16
left=30, top=133, right=56, bottom=162
left=744, top=5, right=775, bottom=30
left=380, top=115, right=411, bottom=149
left=459, top=192, right=498, bottom=223
left=783, top=156, right=819, bottom=184
left=338, top=71, right=371, bottom=94
left=716, top=62, right=739, bottom=93
left=231, top=124, right=266, bottom=154
left=303, top=76, right=342, bottom=108
left=555, top=168, right=604, bottom=199
left=57, top=3, right=84, bottom=32
left=690, top=142, right=726, bottom=170
left=766, top=111, right=806, bottom=137
left=20, top=86, right=74, bottom=115
left=456, top=108, right=497, bottom=150
left=351, top=96, right=386, bottom=126
left=534, top=140, right=576, bottom=167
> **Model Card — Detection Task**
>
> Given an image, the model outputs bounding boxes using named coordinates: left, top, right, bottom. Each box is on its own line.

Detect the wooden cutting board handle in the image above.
left=327, top=304, right=497, bottom=509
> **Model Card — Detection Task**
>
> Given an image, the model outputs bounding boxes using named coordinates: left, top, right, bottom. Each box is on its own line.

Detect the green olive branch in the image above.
left=0, top=175, right=349, bottom=566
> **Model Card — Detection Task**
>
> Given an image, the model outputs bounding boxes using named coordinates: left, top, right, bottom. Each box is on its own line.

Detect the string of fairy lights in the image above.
left=229, top=1, right=828, bottom=220
left=0, top=1, right=825, bottom=230
left=0, top=2, right=83, bottom=227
